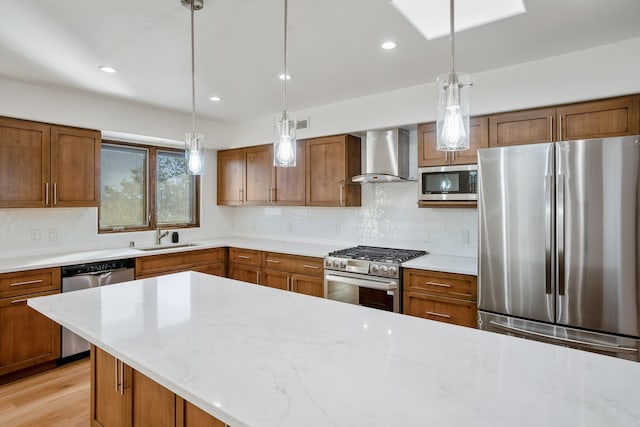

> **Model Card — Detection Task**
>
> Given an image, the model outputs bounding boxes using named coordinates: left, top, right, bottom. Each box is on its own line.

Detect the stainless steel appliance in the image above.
left=418, top=164, right=477, bottom=201
left=352, top=128, right=413, bottom=183
left=478, top=136, right=640, bottom=361
left=324, top=246, right=426, bottom=312
left=61, top=259, right=135, bottom=360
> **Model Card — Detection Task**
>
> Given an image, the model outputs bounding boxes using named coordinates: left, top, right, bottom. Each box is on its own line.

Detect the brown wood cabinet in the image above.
left=305, top=134, right=361, bottom=207
left=91, top=346, right=226, bottom=427
left=0, top=117, right=101, bottom=208
left=0, top=267, right=61, bottom=378
left=135, top=248, right=226, bottom=279
left=273, top=140, right=306, bottom=205
left=290, top=273, right=324, bottom=298
left=489, top=96, right=640, bottom=147
left=403, top=268, right=477, bottom=328
left=217, top=148, right=245, bottom=206
left=418, top=117, right=489, bottom=167
left=244, top=145, right=273, bottom=206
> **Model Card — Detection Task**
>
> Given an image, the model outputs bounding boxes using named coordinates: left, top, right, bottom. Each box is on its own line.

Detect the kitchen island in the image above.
left=29, top=272, right=640, bottom=426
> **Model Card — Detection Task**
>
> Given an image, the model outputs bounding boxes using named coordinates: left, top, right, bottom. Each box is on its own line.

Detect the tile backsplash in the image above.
left=234, top=181, right=478, bottom=257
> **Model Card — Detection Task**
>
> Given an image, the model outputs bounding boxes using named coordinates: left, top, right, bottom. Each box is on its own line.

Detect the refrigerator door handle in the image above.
left=489, top=321, right=638, bottom=355
left=557, top=174, right=566, bottom=296
left=544, top=174, right=553, bottom=294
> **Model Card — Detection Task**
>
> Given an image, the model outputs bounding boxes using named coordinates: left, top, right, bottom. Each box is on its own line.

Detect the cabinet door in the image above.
left=306, top=135, right=361, bottom=207
left=291, top=274, right=324, bottom=298
left=489, top=108, right=556, bottom=147
left=274, top=140, right=306, bottom=206
left=450, top=117, right=489, bottom=165
left=177, top=398, right=226, bottom=427
left=192, top=263, right=226, bottom=277
left=0, top=291, right=61, bottom=376
left=244, top=144, right=273, bottom=206
left=132, top=370, right=175, bottom=427
left=228, top=264, right=261, bottom=284
left=51, top=126, right=101, bottom=207
left=261, top=269, right=290, bottom=291
left=403, top=292, right=477, bottom=328
left=557, top=96, right=640, bottom=141
left=91, top=347, right=132, bottom=427
left=417, top=122, right=445, bottom=167
left=217, top=148, right=245, bottom=205
left=0, top=117, right=50, bottom=208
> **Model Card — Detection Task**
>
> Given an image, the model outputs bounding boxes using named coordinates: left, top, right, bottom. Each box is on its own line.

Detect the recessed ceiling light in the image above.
left=381, top=41, right=397, bottom=50
left=279, top=74, right=292, bottom=80
left=98, top=65, right=118, bottom=74
left=209, top=96, right=222, bottom=102
left=390, top=0, right=526, bottom=40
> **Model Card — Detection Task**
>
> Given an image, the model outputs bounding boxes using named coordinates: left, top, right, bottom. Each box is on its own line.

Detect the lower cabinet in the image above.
left=91, top=346, right=226, bottom=427
left=0, top=267, right=61, bottom=380
left=135, top=248, right=227, bottom=279
left=290, top=274, right=324, bottom=298
left=403, top=268, right=478, bottom=328
left=228, top=263, right=261, bottom=284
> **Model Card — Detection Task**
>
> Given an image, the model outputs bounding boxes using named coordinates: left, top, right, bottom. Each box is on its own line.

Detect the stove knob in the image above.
left=388, top=266, right=398, bottom=277
left=370, top=264, right=379, bottom=274
left=380, top=265, right=389, bottom=276
left=331, top=259, right=339, bottom=269
left=340, top=260, right=348, bottom=269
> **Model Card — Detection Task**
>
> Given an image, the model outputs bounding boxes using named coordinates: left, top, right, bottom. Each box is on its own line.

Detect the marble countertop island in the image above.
left=28, top=272, right=639, bottom=426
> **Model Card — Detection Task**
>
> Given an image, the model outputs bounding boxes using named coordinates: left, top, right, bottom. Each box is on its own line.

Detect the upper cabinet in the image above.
left=418, top=118, right=488, bottom=167
left=0, top=117, right=100, bottom=208
left=306, top=134, right=361, bottom=207
left=489, top=96, right=640, bottom=147
left=217, top=135, right=359, bottom=207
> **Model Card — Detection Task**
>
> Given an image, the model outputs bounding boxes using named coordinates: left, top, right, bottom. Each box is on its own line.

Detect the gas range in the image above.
left=324, top=246, right=427, bottom=279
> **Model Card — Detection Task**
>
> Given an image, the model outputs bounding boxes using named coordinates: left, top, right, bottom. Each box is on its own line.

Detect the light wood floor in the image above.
left=0, top=359, right=90, bottom=427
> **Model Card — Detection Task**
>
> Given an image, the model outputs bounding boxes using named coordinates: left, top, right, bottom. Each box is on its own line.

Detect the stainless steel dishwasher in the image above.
left=61, top=258, right=135, bottom=360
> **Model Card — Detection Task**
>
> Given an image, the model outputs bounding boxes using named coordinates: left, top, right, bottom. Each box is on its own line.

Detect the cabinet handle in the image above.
left=339, top=184, right=344, bottom=205
left=549, top=116, right=553, bottom=142
left=256, top=270, right=260, bottom=284
left=11, top=298, right=28, bottom=304
left=425, top=281, right=451, bottom=288
left=119, top=360, right=125, bottom=395
left=239, top=188, right=244, bottom=203
left=10, top=279, right=43, bottom=287
left=426, top=311, right=451, bottom=319
left=237, top=255, right=251, bottom=259
left=114, top=359, right=120, bottom=393
left=53, top=183, right=58, bottom=206
left=445, top=152, right=448, bottom=162
left=266, top=259, right=280, bottom=264
left=287, top=276, right=292, bottom=292
left=45, top=182, right=49, bottom=205
left=271, top=188, right=276, bottom=203
left=302, top=264, right=320, bottom=269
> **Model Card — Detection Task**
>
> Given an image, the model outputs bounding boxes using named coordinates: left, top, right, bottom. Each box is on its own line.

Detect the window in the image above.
left=99, top=142, right=199, bottom=232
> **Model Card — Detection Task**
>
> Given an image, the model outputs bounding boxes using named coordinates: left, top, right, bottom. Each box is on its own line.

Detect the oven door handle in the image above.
left=325, top=274, right=398, bottom=291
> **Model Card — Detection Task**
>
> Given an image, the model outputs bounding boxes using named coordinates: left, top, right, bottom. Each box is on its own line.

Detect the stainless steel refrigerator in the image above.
left=478, top=135, right=640, bottom=361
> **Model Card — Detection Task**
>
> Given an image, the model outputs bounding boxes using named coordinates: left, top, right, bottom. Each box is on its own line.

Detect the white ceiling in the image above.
left=1, top=0, right=639, bottom=124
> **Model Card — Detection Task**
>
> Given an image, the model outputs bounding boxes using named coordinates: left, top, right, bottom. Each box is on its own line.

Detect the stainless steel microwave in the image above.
left=418, top=164, right=478, bottom=201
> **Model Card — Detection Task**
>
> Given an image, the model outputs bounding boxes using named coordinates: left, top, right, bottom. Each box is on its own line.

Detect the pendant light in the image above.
left=182, top=0, right=204, bottom=175
left=273, top=0, right=297, bottom=167
left=436, top=0, right=471, bottom=152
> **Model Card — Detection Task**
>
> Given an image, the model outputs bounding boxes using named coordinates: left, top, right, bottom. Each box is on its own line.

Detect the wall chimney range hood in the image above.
left=352, top=128, right=413, bottom=183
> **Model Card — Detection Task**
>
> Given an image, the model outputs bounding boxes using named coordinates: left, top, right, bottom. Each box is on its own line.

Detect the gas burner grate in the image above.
left=328, top=246, right=426, bottom=263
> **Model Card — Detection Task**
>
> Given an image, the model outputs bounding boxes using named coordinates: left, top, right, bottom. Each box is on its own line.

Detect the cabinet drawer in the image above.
left=135, top=248, right=226, bottom=278
left=404, top=292, right=477, bottom=328
left=0, top=268, right=61, bottom=299
left=228, top=248, right=261, bottom=266
left=262, top=252, right=295, bottom=271
left=293, top=256, right=324, bottom=277
left=403, top=269, right=477, bottom=301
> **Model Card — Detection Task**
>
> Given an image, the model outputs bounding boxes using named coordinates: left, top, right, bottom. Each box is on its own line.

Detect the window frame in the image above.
left=98, top=140, right=200, bottom=233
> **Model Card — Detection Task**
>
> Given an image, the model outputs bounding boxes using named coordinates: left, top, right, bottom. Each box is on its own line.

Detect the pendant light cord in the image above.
left=190, top=0, right=197, bottom=134
left=449, top=0, right=455, bottom=76
left=283, top=0, right=288, bottom=112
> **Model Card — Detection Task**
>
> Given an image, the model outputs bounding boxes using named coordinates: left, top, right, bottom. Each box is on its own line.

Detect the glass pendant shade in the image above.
left=273, top=111, right=297, bottom=167
left=185, top=132, right=204, bottom=175
left=436, top=72, right=470, bottom=151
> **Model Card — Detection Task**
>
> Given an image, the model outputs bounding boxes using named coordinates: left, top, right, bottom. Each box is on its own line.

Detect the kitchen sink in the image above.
left=135, top=243, right=201, bottom=252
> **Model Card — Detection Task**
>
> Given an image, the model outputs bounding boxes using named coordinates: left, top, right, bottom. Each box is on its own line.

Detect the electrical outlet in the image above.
left=48, top=228, right=58, bottom=242
left=29, top=229, right=41, bottom=244
left=458, top=230, right=470, bottom=244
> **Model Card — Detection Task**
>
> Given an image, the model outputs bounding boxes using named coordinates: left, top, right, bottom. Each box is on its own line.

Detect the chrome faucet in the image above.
left=155, top=228, right=170, bottom=245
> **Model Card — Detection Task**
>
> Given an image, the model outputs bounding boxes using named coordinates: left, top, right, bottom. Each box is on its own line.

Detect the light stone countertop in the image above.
left=29, top=271, right=640, bottom=427
left=0, top=236, right=477, bottom=276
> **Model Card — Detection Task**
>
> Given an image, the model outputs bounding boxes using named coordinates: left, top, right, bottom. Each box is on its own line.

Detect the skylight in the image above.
left=390, top=0, right=526, bottom=40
